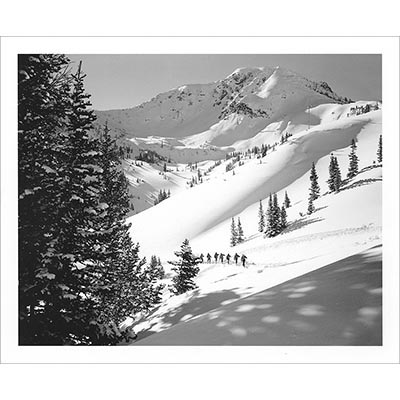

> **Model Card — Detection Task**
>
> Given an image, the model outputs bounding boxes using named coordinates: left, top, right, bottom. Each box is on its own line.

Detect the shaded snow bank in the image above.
left=134, top=245, right=382, bottom=345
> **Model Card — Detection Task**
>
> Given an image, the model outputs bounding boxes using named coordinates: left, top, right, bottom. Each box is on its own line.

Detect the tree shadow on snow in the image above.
left=339, top=177, right=382, bottom=194
left=135, top=245, right=382, bottom=345
left=282, top=215, right=324, bottom=235
left=201, top=245, right=382, bottom=345
left=134, top=289, right=241, bottom=342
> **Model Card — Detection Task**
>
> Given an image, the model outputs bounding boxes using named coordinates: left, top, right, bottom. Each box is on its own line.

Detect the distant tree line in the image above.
left=154, top=189, right=171, bottom=205
left=307, top=135, right=382, bottom=214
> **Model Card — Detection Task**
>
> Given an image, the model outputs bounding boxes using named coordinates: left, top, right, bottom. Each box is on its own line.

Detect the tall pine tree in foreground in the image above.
left=377, top=134, right=382, bottom=164
left=169, top=239, right=201, bottom=295
left=18, top=56, right=160, bottom=345
left=93, top=123, right=164, bottom=342
left=347, top=139, right=359, bottom=179
left=258, top=200, right=265, bottom=232
left=230, top=217, right=237, bottom=247
left=18, top=54, right=74, bottom=345
left=19, top=56, right=107, bottom=344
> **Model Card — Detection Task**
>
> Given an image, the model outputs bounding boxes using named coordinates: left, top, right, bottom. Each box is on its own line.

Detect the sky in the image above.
left=68, top=54, right=382, bottom=110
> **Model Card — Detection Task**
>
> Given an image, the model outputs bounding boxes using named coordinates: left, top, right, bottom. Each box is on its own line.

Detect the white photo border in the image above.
left=1, top=36, right=398, bottom=363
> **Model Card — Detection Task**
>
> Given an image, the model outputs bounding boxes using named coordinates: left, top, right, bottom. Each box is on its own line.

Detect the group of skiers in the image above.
left=198, top=252, right=248, bottom=267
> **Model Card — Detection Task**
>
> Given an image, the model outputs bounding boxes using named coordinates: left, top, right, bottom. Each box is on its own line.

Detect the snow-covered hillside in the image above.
left=134, top=245, right=382, bottom=345
left=127, top=106, right=381, bottom=259
left=95, top=66, right=380, bottom=218
left=99, top=65, right=382, bottom=345
left=128, top=163, right=382, bottom=344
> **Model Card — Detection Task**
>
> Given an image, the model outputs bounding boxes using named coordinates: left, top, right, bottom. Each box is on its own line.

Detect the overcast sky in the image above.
left=68, top=54, right=382, bottom=110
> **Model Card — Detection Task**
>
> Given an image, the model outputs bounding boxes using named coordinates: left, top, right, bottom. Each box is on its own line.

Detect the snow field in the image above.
left=114, top=70, right=382, bottom=343
left=128, top=108, right=381, bottom=261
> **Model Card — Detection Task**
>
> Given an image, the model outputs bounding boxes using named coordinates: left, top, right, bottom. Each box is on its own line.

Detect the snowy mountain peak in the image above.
left=95, top=65, right=352, bottom=147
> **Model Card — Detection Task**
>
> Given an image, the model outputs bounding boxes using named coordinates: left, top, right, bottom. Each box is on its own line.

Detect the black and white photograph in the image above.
left=1, top=14, right=400, bottom=400
left=16, top=52, right=384, bottom=347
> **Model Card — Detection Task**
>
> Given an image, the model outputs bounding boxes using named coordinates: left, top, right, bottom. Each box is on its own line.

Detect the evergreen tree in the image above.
left=307, top=163, right=320, bottom=215
left=142, top=265, right=165, bottom=307
left=94, top=123, right=165, bottom=340
left=307, top=197, right=315, bottom=215
left=150, top=255, right=165, bottom=280
left=327, top=155, right=342, bottom=193
left=18, top=54, right=74, bottom=345
left=95, top=124, right=136, bottom=337
left=18, top=58, right=114, bottom=344
left=309, top=162, right=320, bottom=201
left=347, top=139, right=359, bottom=178
left=284, top=191, right=291, bottom=208
left=280, top=205, right=288, bottom=230
left=258, top=200, right=265, bottom=232
left=272, top=193, right=281, bottom=231
left=265, top=193, right=281, bottom=237
left=377, top=134, right=382, bottom=164
left=261, top=144, right=267, bottom=157
left=265, top=193, right=274, bottom=237
left=327, top=154, right=337, bottom=192
left=169, top=239, right=201, bottom=295
left=230, top=217, right=237, bottom=247
left=18, top=56, right=159, bottom=345
left=333, top=158, right=342, bottom=192
left=237, top=217, right=244, bottom=243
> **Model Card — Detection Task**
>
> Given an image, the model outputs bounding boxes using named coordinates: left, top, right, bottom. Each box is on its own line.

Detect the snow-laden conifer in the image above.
left=265, top=193, right=281, bottom=237
left=280, top=205, right=288, bottom=230
left=237, top=217, right=244, bottom=243
left=309, top=162, right=320, bottom=201
left=347, top=139, right=359, bottom=179
left=230, top=217, right=237, bottom=246
left=258, top=200, right=265, bottom=232
left=169, top=239, right=201, bottom=295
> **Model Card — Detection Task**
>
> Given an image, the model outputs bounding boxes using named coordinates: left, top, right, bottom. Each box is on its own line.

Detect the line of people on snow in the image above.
left=198, top=252, right=248, bottom=267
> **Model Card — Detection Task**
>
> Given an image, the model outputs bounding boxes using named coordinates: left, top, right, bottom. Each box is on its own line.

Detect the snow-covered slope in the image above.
left=128, top=164, right=381, bottom=343
left=127, top=107, right=381, bottom=259
left=107, top=66, right=382, bottom=345
left=134, top=245, right=382, bottom=345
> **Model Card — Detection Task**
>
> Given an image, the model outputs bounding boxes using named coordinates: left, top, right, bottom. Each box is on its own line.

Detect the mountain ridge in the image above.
left=95, top=65, right=351, bottom=145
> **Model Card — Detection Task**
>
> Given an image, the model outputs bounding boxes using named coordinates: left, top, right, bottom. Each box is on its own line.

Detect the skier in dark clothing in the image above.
left=219, top=253, right=225, bottom=263
left=226, top=253, right=231, bottom=264
left=214, top=252, right=219, bottom=263
left=234, top=253, right=240, bottom=265
left=199, top=253, right=204, bottom=263
left=206, top=253, right=211, bottom=263
left=241, top=254, right=247, bottom=267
